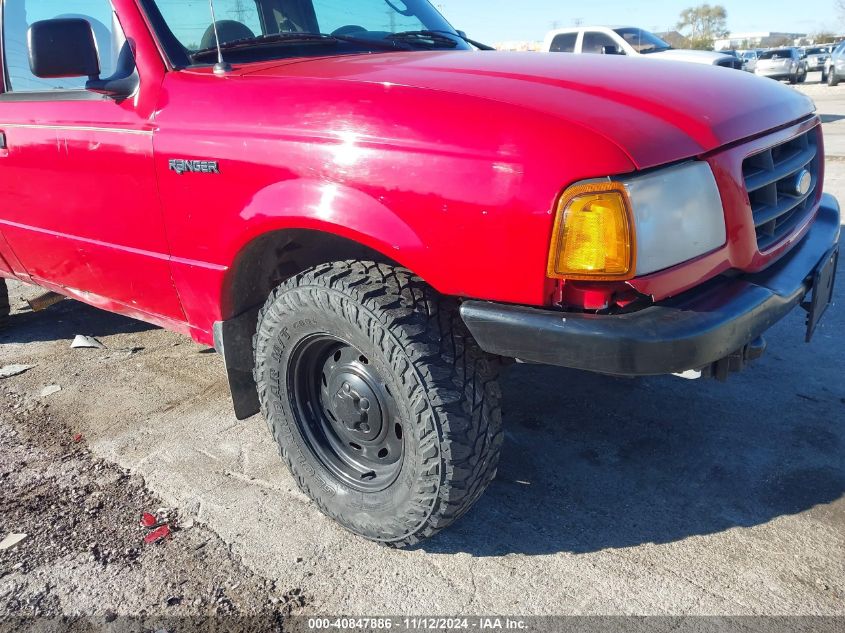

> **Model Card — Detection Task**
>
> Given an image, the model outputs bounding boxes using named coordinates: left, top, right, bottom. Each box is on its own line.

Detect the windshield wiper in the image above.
left=641, top=46, right=673, bottom=54
left=191, top=31, right=410, bottom=62
left=428, top=29, right=495, bottom=50
left=385, top=30, right=462, bottom=49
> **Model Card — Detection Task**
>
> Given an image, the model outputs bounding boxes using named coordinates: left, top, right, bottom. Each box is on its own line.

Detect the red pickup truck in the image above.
left=0, top=0, right=839, bottom=547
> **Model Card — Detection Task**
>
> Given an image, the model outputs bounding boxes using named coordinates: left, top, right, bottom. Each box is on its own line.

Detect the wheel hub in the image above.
left=326, top=372, right=383, bottom=440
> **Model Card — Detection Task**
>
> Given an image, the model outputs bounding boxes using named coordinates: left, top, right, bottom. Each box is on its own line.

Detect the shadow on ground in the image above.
left=0, top=298, right=156, bottom=345
left=424, top=237, right=845, bottom=556
left=422, top=363, right=845, bottom=556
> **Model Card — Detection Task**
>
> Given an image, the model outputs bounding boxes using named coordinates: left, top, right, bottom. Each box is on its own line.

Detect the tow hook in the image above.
left=673, top=337, right=767, bottom=382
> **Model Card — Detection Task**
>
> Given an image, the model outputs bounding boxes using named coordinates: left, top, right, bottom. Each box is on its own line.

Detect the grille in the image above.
left=742, top=128, right=819, bottom=252
left=717, top=58, right=743, bottom=70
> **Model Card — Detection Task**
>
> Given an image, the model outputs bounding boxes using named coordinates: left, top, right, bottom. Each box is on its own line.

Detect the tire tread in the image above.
left=252, top=260, right=503, bottom=547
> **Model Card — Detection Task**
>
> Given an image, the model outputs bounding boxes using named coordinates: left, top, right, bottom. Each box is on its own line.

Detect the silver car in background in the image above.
left=738, top=49, right=759, bottom=72
left=823, top=42, right=844, bottom=83
left=827, top=41, right=845, bottom=85
left=755, top=48, right=807, bottom=84
left=805, top=46, right=830, bottom=72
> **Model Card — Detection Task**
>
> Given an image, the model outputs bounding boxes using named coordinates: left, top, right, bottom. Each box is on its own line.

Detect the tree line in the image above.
left=676, top=3, right=837, bottom=50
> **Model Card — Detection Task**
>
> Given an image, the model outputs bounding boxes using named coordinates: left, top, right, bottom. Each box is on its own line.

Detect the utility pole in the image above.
left=230, top=0, right=248, bottom=21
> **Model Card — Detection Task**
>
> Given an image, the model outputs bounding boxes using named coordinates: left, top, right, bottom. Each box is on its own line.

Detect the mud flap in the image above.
left=213, top=306, right=261, bottom=420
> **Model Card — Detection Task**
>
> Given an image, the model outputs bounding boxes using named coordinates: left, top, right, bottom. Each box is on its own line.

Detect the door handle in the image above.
left=0, top=132, right=6, bottom=149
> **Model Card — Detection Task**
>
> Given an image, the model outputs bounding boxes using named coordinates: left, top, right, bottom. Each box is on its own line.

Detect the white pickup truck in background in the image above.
left=543, top=26, right=743, bottom=69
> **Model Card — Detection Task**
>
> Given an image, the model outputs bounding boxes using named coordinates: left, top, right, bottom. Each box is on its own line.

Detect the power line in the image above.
left=229, top=0, right=248, bottom=22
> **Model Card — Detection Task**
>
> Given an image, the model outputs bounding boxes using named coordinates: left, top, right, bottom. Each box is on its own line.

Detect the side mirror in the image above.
left=27, top=17, right=137, bottom=99
left=601, top=45, right=622, bottom=55
left=28, top=18, right=100, bottom=80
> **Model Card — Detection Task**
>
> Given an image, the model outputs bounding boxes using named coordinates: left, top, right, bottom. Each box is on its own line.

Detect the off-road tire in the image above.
left=0, top=278, right=9, bottom=329
left=253, top=261, right=503, bottom=547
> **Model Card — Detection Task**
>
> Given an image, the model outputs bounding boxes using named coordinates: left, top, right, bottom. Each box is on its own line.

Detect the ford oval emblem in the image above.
left=794, top=169, right=812, bottom=196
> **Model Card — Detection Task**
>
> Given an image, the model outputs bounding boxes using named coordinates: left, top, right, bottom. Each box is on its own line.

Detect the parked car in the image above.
left=544, top=26, right=743, bottom=69
left=804, top=46, right=830, bottom=72
left=738, top=49, right=759, bottom=72
left=825, top=41, right=845, bottom=85
left=0, top=0, right=839, bottom=547
left=755, top=48, right=807, bottom=83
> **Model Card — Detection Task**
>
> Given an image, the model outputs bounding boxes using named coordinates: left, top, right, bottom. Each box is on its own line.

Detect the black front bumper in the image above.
left=461, top=195, right=841, bottom=377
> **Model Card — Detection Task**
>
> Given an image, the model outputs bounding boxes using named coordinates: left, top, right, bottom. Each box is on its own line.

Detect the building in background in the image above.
left=494, top=40, right=543, bottom=51
left=714, top=32, right=806, bottom=50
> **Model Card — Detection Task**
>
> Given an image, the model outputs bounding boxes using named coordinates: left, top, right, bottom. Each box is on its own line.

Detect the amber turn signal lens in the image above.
left=547, top=183, right=635, bottom=280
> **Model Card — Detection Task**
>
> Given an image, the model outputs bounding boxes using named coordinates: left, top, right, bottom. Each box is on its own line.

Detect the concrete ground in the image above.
left=0, top=74, right=844, bottom=618
left=797, top=72, right=845, bottom=157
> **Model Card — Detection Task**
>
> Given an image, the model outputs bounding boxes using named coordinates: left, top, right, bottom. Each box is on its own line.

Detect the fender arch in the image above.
left=209, top=179, right=433, bottom=420
left=219, top=178, right=432, bottom=318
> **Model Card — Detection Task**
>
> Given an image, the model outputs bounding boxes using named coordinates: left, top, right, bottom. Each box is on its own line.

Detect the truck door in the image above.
left=0, top=0, right=184, bottom=323
left=581, top=31, right=622, bottom=55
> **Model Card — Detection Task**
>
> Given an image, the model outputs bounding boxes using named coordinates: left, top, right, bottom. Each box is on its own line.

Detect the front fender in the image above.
left=168, top=177, right=431, bottom=341
left=233, top=178, right=429, bottom=275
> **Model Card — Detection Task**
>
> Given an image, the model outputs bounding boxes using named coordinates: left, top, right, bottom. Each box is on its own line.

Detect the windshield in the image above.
left=759, top=49, right=793, bottom=60
left=806, top=47, right=826, bottom=55
left=613, top=27, right=671, bottom=54
left=141, top=0, right=466, bottom=66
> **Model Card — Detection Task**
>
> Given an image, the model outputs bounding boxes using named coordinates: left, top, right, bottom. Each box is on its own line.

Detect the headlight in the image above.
left=547, top=162, right=726, bottom=280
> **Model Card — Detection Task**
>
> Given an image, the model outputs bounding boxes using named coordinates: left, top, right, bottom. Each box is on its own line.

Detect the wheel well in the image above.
left=218, top=229, right=402, bottom=420
left=224, top=228, right=398, bottom=320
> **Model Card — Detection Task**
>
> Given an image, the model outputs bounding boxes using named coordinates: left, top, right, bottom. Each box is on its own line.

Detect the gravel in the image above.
left=0, top=386, right=304, bottom=630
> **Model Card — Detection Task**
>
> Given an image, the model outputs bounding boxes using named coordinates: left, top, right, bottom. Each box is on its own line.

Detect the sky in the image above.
left=432, top=0, right=840, bottom=44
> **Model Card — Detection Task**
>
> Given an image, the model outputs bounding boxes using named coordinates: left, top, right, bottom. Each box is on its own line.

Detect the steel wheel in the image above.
left=288, top=334, right=404, bottom=492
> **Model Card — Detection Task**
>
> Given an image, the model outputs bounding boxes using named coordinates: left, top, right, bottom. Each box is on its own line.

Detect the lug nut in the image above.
left=360, top=398, right=370, bottom=411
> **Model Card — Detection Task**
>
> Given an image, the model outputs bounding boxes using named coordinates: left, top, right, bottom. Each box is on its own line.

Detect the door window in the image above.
left=3, top=0, right=124, bottom=92
left=549, top=32, right=577, bottom=53
left=581, top=31, right=619, bottom=54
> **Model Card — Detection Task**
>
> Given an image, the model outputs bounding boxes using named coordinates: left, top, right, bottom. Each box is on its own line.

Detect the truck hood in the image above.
left=647, top=49, right=734, bottom=65
left=241, top=51, right=816, bottom=170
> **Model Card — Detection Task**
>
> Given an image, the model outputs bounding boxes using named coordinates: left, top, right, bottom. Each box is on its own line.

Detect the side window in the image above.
left=549, top=33, right=577, bottom=53
left=3, top=0, right=123, bottom=92
left=582, top=31, right=619, bottom=54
